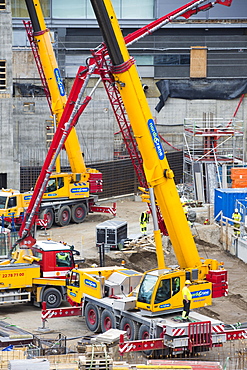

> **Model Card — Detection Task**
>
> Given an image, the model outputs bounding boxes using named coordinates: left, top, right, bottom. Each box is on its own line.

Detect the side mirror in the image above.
left=65, top=273, right=70, bottom=286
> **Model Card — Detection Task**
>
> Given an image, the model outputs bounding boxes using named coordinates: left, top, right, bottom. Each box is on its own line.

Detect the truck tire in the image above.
left=71, top=203, right=87, bottom=223
left=120, top=317, right=138, bottom=340
left=138, top=324, right=153, bottom=357
left=43, top=288, right=62, bottom=309
left=85, top=303, right=101, bottom=333
left=40, top=208, right=54, bottom=229
left=101, top=309, right=116, bottom=332
left=56, top=206, right=71, bottom=226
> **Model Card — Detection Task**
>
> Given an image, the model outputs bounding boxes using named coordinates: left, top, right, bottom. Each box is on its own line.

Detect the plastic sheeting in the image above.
left=13, top=83, right=45, bottom=97
left=155, top=79, right=247, bottom=112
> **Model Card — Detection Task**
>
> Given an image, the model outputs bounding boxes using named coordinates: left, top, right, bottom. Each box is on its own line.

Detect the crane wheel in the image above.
left=101, top=309, right=116, bottom=332
left=85, top=303, right=101, bottom=333
left=120, top=317, right=138, bottom=340
left=43, top=288, right=62, bottom=309
left=56, top=206, right=71, bottom=227
left=40, top=208, right=54, bottom=229
left=138, top=324, right=153, bottom=357
left=71, top=203, right=87, bottom=223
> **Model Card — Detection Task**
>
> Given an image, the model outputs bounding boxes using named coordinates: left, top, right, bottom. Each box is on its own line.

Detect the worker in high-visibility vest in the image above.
left=182, top=280, right=192, bottom=321
left=56, top=252, right=70, bottom=267
left=139, top=209, right=150, bottom=235
left=182, top=202, right=188, bottom=216
left=182, top=203, right=192, bottom=227
left=232, top=208, right=241, bottom=237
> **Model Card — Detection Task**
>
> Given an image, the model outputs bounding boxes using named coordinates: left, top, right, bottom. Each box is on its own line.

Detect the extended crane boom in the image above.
left=87, top=0, right=228, bottom=309
left=24, top=0, right=85, bottom=174
left=91, top=0, right=199, bottom=270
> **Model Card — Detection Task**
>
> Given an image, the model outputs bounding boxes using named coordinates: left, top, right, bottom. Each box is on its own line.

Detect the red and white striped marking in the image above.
left=36, top=218, right=48, bottom=227
left=172, top=327, right=185, bottom=336
left=242, top=330, right=247, bottom=339
left=119, top=342, right=133, bottom=354
left=212, top=324, right=224, bottom=333
left=226, top=329, right=247, bottom=341
left=41, top=306, right=82, bottom=321
left=41, top=309, right=55, bottom=321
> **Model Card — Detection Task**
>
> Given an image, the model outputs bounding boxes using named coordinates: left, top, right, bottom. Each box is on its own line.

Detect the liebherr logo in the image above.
left=148, top=119, right=165, bottom=160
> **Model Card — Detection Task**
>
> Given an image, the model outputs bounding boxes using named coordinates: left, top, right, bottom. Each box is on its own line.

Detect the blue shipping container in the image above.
left=214, top=188, right=247, bottom=222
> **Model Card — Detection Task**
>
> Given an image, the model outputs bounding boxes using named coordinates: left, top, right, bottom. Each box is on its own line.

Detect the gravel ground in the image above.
left=0, top=197, right=247, bottom=357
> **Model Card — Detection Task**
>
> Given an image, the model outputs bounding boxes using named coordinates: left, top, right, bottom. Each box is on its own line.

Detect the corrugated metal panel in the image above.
left=214, top=188, right=247, bottom=221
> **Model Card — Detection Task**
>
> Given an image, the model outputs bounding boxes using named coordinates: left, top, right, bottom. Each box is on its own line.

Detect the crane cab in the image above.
left=136, top=268, right=212, bottom=315
left=42, top=173, right=90, bottom=200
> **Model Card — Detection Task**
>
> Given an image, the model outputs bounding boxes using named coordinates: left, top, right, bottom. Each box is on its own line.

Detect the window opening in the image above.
left=0, top=61, right=6, bottom=90
left=154, top=54, right=190, bottom=66
left=0, top=0, right=6, bottom=10
left=23, top=102, right=35, bottom=113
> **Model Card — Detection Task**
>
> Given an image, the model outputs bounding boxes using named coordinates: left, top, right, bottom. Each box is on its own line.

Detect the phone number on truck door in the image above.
left=1, top=273, right=25, bottom=278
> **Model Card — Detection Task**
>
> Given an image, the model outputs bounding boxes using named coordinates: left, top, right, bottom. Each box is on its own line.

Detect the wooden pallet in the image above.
left=79, top=355, right=113, bottom=370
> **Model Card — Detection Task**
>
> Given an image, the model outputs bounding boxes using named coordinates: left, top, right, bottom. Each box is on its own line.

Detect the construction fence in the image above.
left=0, top=231, right=18, bottom=257
left=1, top=338, right=247, bottom=370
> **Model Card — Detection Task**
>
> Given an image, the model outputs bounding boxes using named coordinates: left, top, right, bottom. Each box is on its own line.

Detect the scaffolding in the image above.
left=183, top=114, right=244, bottom=203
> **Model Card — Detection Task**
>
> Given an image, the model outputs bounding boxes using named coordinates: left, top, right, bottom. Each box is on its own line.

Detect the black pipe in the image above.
left=25, top=0, right=41, bottom=33
left=98, top=243, right=105, bottom=267
left=90, top=0, right=124, bottom=66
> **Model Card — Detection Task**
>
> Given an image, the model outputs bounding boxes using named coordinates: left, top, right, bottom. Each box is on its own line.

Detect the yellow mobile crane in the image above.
left=0, top=0, right=116, bottom=229
left=41, top=0, right=232, bottom=355
left=72, top=0, right=228, bottom=308
left=23, top=0, right=106, bottom=227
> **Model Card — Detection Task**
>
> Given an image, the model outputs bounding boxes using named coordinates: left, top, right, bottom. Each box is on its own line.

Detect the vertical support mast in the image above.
left=90, top=0, right=202, bottom=270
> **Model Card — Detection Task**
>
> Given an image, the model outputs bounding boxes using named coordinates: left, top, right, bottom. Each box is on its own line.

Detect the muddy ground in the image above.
left=0, top=197, right=246, bottom=353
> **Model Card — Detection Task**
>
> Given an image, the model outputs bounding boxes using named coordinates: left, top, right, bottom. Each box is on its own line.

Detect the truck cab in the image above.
left=31, top=240, right=78, bottom=278
left=0, top=189, right=32, bottom=226
left=42, top=173, right=90, bottom=200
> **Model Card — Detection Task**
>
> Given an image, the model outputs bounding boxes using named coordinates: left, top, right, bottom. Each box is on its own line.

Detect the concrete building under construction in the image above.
left=0, top=0, right=247, bottom=197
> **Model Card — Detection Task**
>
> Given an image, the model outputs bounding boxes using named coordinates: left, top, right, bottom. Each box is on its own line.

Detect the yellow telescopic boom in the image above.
left=90, top=0, right=202, bottom=271
left=25, top=0, right=86, bottom=174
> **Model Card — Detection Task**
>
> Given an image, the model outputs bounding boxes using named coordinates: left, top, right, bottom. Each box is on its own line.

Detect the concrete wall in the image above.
left=11, top=59, right=247, bottom=169
left=0, top=1, right=20, bottom=189
left=12, top=80, right=116, bottom=166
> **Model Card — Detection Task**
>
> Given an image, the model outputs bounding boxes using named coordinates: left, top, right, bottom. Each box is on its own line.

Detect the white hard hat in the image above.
left=235, top=208, right=238, bottom=213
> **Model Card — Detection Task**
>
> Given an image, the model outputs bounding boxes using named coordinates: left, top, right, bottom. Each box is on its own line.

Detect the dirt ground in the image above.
left=0, top=197, right=247, bottom=353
